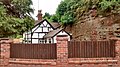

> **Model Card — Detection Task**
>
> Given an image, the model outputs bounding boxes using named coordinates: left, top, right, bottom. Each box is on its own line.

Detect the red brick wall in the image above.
left=0, top=38, right=12, bottom=66
left=56, top=35, right=68, bottom=67
left=0, top=37, right=120, bottom=67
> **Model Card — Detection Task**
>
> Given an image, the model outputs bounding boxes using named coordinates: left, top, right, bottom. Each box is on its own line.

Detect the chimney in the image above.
left=37, top=10, right=42, bottom=20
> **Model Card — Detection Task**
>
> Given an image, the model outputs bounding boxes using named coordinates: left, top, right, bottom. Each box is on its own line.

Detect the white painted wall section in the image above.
left=32, top=39, right=38, bottom=43
left=32, top=33, right=38, bottom=38
left=53, top=31, right=70, bottom=43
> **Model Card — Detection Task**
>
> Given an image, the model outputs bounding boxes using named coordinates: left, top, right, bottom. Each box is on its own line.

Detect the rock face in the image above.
left=65, top=15, right=120, bottom=41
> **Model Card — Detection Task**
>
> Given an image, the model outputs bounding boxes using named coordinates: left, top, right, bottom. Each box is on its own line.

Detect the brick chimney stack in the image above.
left=37, top=10, right=42, bottom=20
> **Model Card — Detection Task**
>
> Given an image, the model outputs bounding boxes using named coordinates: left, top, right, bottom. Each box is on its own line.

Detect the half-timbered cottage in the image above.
left=23, top=19, right=71, bottom=43
left=23, top=10, right=71, bottom=43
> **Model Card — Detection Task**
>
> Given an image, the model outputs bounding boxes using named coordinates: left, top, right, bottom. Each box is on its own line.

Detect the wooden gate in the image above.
left=10, top=43, right=57, bottom=59
left=68, top=40, right=115, bottom=58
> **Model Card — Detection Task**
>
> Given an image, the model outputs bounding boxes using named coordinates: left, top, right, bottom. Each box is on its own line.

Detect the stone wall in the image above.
left=65, top=16, right=120, bottom=41
left=0, top=36, right=120, bottom=67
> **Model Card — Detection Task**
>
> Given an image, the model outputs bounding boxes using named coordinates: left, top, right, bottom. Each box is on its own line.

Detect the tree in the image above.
left=50, top=15, right=58, bottom=22
left=55, top=0, right=75, bottom=27
left=0, top=0, right=34, bottom=38
left=55, top=0, right=120, bottom=25
left=61, top=13, right=74, bottom=27
left=1, top=0, right=34, bottom=18
left=56, top=1, right=67, bottom=22
left=43, top=12, right=51, bottom=19
left=43, top=12, right=52, bottom=22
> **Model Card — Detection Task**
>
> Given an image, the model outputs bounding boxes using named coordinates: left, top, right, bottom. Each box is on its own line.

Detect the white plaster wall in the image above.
left=40, top=21, right=47, bottom=27
left=35, top=27, right=42, bottom=32
left=34, top=21, right=53, bottom=33
left=23, top=32, right=26, bottom=39
left=32, top=39, right=38, bottom=43
left=28, top=34, right=31, bottom=38
left=32, top=33, right=38, bottom=38
left=49, top=28, right=53, bottom=31
left=53, top=31, right=70, bottom=43
left=32, top=33, right=45, bottom=43
left=32, top=25, right=39, bottom=32
left=43, top=27, right=48, bottom=32
left=47, top=24, right=51, bottom=27
left=43, top=21, right=47, bottom=26
left=39, top=33, right=45, bottom=38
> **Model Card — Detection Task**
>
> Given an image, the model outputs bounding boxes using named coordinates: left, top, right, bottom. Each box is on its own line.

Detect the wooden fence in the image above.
left=10, top=40, right=116, bottom=59
left=10, top=43, right=57, bottom=59
left=0, top=43, right=2, bottom=54
left=68, top=40, right=116, bottom=58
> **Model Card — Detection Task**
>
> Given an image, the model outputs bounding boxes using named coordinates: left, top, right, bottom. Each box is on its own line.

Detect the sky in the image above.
left=31, top=0, right=62, bottom=20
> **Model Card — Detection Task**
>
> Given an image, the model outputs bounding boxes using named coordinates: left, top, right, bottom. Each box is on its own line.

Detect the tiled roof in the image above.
left=50, top=22, right=61, bottom=29
left=34, top=19, right=61, bottom=29
left=43, top=29, right=63, bottom=38
left=34, top=20, right=44, bottom=26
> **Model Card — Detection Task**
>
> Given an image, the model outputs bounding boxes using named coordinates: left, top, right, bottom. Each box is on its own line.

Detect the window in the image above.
left=39, top=39, right=47, bottom=43
left=49, top=39, right=51, bottom=43
left=42, top=39, right=45, bottom=43
left=39, top=39, right=42, bottom=43
left=39, top=39, right=44, bottom=43
left=45, top=39, right=47, bottom=43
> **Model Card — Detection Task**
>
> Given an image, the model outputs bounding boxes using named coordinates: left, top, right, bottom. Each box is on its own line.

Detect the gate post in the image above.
left=56, top=35, right=68, bottom=67
left=0, top=38, right=12, bottom=67
left=115, top=38, right=120, bottom=66
left=110, top=37, right=120, bottom=66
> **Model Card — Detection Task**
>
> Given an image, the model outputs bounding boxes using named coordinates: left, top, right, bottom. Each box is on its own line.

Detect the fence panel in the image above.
left=68, top=40, right=115, bottom=58
left=10, top=43, right=57, bottom=59
left=0, top=43, right=2, bottom=55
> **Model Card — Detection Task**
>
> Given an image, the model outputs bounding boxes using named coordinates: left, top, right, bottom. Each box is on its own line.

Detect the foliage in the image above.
left=42, top=0, right=120, bottom=27
left=55, top=1, right=75, bottom=26
left=0, top=0, right=34, bottom=38
left=99, top=0, right=120, bottom=14
left=1, top=0, right=34, bottom=18
left=50, top=15, right=59, bottom=22
left=55, top=0, right=120, bottom=26
left=43, top=12, right=51, bottom=19
left=43, top=13, right=59, bottom=22
left=56, top=1, right=67, bottom=17
left=61, top=13, right=74, bottom=27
